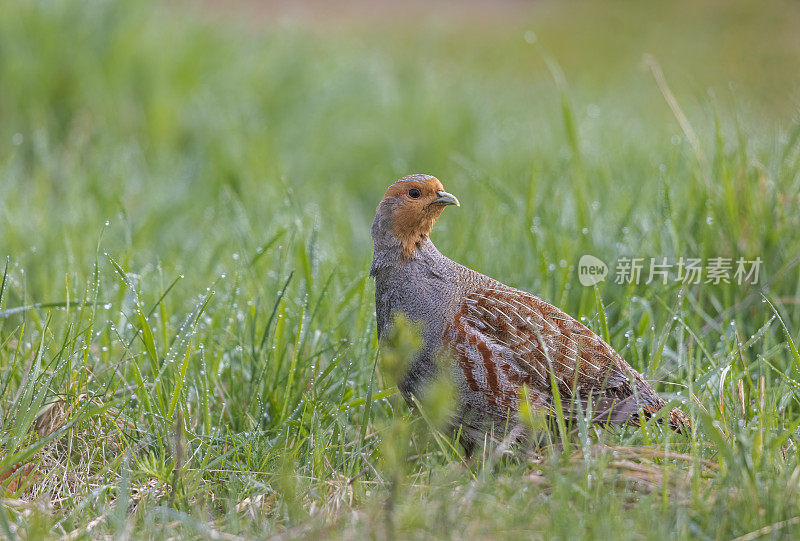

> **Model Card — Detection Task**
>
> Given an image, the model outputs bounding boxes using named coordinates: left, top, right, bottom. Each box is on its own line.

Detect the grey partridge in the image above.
left=370, top=174, right=690, bottom=449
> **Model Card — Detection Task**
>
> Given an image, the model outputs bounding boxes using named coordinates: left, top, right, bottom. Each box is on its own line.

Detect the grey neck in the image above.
left=370, top=210, right=444, bottom=276
left=370, top=234, right=445, bottom=277
left=370, top=210, right=400, bottom=268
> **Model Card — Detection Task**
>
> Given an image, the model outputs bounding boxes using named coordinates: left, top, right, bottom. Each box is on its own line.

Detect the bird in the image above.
left=370, top=173, right=690, bottom=451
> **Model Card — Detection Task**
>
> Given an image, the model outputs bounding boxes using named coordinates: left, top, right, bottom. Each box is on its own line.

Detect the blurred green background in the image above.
left=1, top=0, right=800, bottom=538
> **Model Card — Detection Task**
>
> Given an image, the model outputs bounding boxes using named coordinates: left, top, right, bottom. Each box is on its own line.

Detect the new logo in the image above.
left=578, top=254, right=608, bottom=286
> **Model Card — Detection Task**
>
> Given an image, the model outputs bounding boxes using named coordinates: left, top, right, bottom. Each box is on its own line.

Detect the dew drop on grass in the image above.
left=523, top=30, right=536, bottom=44
left=105, top=220, right=110, bottom=226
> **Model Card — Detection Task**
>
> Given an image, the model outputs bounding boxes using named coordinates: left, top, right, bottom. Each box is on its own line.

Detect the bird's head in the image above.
left=372, top=173, right=460, bottom=258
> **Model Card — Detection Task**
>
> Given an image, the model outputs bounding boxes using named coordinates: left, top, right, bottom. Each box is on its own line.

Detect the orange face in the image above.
left=379, top=174, right=460, bottom=257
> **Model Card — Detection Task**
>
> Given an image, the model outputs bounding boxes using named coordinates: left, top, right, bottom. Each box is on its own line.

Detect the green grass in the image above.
left=1, top=0, right=800, bottom=538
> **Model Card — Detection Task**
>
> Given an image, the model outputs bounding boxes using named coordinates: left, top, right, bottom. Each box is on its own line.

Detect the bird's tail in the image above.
left=588, top=390, right=691, bottom=435
left=667, top=406, right=692, bottom=434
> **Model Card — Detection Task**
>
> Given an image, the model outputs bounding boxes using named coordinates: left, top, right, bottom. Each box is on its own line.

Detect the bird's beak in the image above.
left=434, top=190, right=460, bottom=207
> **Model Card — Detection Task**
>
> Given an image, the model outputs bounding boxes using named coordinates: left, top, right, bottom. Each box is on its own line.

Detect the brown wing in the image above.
left=444, top=285, right=689, bottom=431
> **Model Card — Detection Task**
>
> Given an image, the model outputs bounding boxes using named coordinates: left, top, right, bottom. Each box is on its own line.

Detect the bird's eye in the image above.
left=408, top=188, right=421, bottom=199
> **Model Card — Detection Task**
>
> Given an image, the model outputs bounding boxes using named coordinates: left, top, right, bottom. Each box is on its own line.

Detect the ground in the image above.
left=1, top=0, right=800, bottom=538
